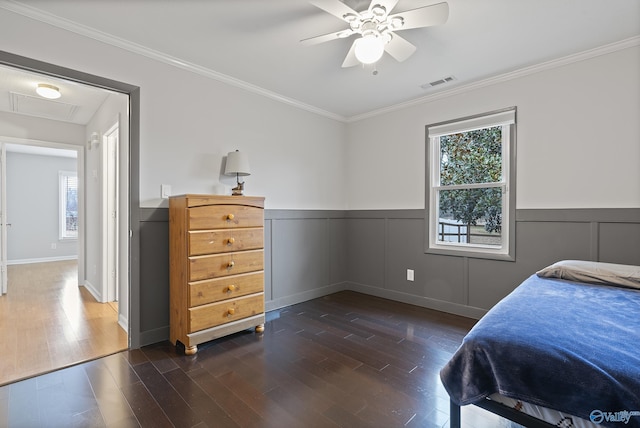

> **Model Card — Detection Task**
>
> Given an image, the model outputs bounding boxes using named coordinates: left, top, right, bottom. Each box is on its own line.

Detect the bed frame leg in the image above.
left=450, top=399, right=461, bottom=428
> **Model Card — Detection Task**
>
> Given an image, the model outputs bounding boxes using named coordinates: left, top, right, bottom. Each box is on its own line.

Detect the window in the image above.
left=59, top=171, right=78, bottom=240
left=425, top=108, right=516, bottom=260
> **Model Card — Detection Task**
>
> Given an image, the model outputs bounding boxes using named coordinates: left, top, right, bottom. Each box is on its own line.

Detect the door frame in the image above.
left=0, top=50, right=142, bottom=348
left=0, top=138, right=85, bottom=291
left=0, top=143, right=6, bottom=294
left=103, top=120, right=119, bottom=304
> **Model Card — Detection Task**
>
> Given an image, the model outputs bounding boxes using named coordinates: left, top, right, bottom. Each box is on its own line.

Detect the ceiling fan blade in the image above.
left=384, top=33, right=416, bottom=62
left=341, top=40, right=360, bottom=68
left=369, top=0, right=399, bottom=17
left=301, top=29, right=355, bottom=46
left=388, top=2, right=449, bottom=31
left=310, top=0, right=359, bottom=22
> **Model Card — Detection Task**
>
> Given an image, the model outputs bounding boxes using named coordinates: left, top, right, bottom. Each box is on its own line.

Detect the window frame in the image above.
left=424, top=107, right=517, bottom=261
left=59, top=170, right=78, bottom=241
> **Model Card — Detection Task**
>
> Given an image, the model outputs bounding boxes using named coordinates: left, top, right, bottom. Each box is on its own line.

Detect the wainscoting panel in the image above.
left=139, top=208, right=170, bottom=345
left=599, top=222, right=640, bottom=265
left=346, top=217, right=386, bottom=288
left=271, top=219, right=329, bottom=298
left=265, top=210, right=346, bottom=311
left=385, top=218, right=466, bottom=305
left=468, top=220, right=592, bottom=310
left=136, top=207, right=639, bottom=347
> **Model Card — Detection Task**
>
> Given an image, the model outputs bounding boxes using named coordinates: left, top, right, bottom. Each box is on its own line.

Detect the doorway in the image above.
left=0, top=138, right=127, bottom=386
left=0, top=50, right=141, bottom=382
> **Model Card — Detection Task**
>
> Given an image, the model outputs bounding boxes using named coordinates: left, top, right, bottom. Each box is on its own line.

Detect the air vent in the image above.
left=421, top=76, right=456, bottom=90
left=9, top=91, right=79, bottom=122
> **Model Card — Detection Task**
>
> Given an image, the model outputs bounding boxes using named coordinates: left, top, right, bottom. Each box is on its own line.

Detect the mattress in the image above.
left=488, top=393, right=599, bottom=428
left=440, top=269, right=640, bottom=427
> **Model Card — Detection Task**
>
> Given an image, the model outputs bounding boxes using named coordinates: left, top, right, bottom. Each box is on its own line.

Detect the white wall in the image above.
left=346, top=44, right=640, bottom=210
left=5, top=151, right=77, bottom=263
left=85, top=93, right=129, bottom=323
left=0, top=111, right=85, bottom=145
left=1, top=8, right=637, bottom=214
left=0, top=9, right=348, bottom=211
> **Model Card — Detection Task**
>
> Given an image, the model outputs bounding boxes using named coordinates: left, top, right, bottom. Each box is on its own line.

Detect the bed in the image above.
left=440, top=260, right=640, bottom=428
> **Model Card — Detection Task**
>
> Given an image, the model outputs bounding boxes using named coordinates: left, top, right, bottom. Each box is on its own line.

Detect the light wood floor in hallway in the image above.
left=0, top=260, right=128, bottom=386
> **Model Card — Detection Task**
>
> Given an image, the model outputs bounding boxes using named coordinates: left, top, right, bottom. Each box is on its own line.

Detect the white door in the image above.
left=0, top=143, right=7, bottom=295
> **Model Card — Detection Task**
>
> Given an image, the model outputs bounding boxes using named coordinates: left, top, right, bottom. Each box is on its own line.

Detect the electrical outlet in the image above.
left=51, top=243, right=57, bottom=250
left=406, top=269, right=414, bottom=281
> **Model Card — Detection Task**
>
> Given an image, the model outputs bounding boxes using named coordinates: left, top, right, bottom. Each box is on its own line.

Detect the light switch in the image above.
left=161, top=184, right=171, bottom=199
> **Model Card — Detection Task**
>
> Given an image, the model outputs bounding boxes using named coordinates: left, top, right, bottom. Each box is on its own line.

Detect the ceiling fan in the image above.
left=301, top=0, right=449, bottom=67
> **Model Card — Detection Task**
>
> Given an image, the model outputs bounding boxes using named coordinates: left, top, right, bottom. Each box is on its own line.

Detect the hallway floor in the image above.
left=0, top=260, right=127, bottom=386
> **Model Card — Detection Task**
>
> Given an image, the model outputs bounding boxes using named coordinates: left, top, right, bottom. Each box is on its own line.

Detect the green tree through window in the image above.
left=439, top=127, right=503, bottom=235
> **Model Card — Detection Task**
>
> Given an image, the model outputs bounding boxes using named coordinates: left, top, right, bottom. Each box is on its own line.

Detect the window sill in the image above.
left=425, top=245, right=515, bottom=261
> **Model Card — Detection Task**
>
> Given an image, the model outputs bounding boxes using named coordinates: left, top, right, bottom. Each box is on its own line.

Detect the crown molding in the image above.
left=347, top=36, right=640, bottom=122
left=0, top=0, right=348, bottom=122
left=2, top=1, right=637, bottom=124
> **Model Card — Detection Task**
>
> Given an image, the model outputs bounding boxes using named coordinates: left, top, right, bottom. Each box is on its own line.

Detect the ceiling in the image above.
left=0, top=0, right=639, bottom=122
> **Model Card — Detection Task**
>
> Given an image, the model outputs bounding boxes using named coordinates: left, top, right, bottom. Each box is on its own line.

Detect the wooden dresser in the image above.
left=169, top=194, right=265, bottom=355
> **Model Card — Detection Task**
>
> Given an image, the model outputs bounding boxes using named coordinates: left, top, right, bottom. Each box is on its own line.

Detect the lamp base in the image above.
left=231, top=182, right=244, bottom=196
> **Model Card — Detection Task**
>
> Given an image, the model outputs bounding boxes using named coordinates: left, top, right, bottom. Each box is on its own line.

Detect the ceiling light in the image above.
left=36, top=83, right=61, bottom=99
left=354, top=34, right=384, bottom=64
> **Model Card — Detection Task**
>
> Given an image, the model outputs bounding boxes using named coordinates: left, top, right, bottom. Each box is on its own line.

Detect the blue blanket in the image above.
left=440, top=274, right=640, bottom=427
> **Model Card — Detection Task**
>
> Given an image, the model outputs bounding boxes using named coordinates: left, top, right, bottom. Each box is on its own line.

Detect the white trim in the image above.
left=1, top=0, right=637, bottom=123
left=427, top=118, right=513, bottom=258
left=0, top=0, right=345, bottom=123
left=83, top=279, right=101, bottom=302
left=118, top=313, right=128, bottom=332
left=59, top=170, right=78, bottom=240
left=428, top=109, right=515, bottom=138
left=7, top=255, right=77, bottom=265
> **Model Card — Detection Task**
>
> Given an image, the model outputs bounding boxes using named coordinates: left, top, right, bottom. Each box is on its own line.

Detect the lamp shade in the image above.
left=224, top=150, right=251, bottom=176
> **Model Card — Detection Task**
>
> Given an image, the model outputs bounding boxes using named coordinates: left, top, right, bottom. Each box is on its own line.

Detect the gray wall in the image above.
left=137, top=207, right=640, bottom=345
left=6, top=151, right=78, bottom=263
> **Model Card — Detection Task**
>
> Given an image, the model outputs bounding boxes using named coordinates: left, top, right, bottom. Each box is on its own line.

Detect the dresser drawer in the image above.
left=189, top=293, right=264, bottom=333
left=189, top=249, right=264, bottom=281
left=189, top=272, right=264, bottom=307
left=188, top=205, right=263, bottom=230
left=188, top=228, right=263, bottom=256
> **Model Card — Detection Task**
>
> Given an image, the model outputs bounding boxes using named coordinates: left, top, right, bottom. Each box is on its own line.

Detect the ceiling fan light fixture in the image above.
left=389, top=16, right=404, bottom=30
left=355, top=34, right=384, bottom=64
left=370, top=5, right=386, bottom=19
left=343, top=13, right=358, bottom=23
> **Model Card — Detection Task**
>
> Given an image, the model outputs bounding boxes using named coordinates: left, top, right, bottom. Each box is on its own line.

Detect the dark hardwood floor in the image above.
left=0, top=291, right=520, bottom=427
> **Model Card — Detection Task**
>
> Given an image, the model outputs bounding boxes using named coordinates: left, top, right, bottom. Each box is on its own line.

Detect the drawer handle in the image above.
left=227, top=261, right=235, bottom=269
left=226, top=213, right=235, bottom=221
left=227, top=308, right=235, bottom=317
left=227, top=237, right=235, bottom=246
left=226, top=284, right=236, bottom=294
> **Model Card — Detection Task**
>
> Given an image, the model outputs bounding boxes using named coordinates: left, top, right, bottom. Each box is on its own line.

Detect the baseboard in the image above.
left=265, top=282, right=347, bottom=312
left=118, top=314, right=128, bottom=333
left=7, top=255, right=78, bottom=265
left=344, top=282, right=488, bottom=320
left=140, top=326, right=170, bottom=347
left=83, top=280, right=102, bottom=302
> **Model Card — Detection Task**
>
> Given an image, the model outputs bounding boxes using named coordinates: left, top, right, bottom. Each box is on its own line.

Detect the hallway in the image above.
left=0, top=260, right=127, bottom=386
